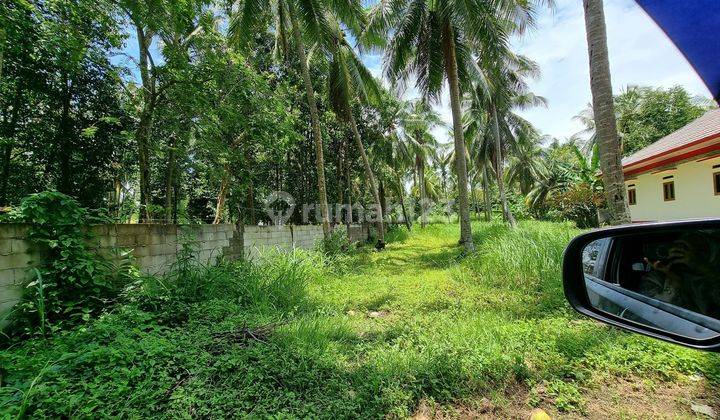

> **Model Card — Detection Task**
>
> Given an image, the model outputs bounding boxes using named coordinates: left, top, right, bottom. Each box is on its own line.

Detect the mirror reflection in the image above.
left=581, top=229, right=720, bottom=340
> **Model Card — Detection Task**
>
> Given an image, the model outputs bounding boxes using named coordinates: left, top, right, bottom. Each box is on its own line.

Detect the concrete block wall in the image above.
left=239, top=224, right=368, bottom=261
left=0, top=223, right=367, bottom=323
left=0, top=224, right=41, bottom=322
left=347, top=223, right=370, bottom=243
left=0, top=223, right=242, bottom=324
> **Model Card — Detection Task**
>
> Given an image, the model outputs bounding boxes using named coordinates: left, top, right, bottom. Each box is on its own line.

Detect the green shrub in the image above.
left=385, top=225, right=409, bottom=243
left=132, top=247, right=318, bottom=322
left=318, top=228, right=351, bottom=256
left=7, top=191, right=137, bottom=338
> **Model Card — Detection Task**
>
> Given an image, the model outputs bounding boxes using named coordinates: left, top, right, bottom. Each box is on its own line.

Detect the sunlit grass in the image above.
left=2, top=220, right=719, bottom=417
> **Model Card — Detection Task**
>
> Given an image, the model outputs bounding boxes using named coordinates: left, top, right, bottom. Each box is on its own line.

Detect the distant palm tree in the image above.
left=432, top=144, right=454, bottom=201
left=506, top=137, right=547, bottom=195
left=583, top=0, right=630, bottom=224
left=467, top=52, right=546, bottom=227
left=402, top=100, right=443, bottom=228
left=527, top=142, right=601, bottom=211
left=572, top=104, right=597, bottom=153
left=368, top=0, right=547, bottom=251
left=463, top=106, right=494, bottom=221
left=231, top=0, right=364, bottom=238
left=326, top=20, right=387, bottom=246
left=370, top=91, right=415, bottom=230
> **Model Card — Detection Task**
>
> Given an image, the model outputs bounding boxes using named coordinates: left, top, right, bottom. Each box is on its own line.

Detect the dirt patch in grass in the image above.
left=411, top=375, right=720, bottom=419
left=578, top=376, right=719, bottom=420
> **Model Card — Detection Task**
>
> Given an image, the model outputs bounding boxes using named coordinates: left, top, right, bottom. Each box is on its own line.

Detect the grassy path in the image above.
left=2, top=221, right=719, bottom=418
left=307, top=222, right=720, bottom=418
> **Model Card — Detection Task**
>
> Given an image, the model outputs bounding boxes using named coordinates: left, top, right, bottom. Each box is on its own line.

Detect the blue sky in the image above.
left=359, top=0, right=712, bottom=143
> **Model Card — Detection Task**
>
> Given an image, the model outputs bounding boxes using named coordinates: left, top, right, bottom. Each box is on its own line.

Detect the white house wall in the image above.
left=625, top=156, right=720, bottom=222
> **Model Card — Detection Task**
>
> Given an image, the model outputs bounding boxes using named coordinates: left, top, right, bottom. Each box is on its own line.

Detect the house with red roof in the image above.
left=623, top=108, right=720, bottom=222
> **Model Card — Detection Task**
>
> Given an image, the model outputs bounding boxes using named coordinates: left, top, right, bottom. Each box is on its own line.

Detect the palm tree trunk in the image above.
left=164, top=135, right=177, bottom=223
left=348, top=112, right=385, bottom=245
left=490, top=102, right=516, bottom=228
left=345, top=150, right=353, bottom=228
left=338, top=147, right=344, bottom=215
left=441, top=21, right=475, bottom=252
left=379, top=180, right=388, bottom=224
left=583, top=0, right=630, bottom=225
left=482, top=165, right=492, bottom=222
left=247, top=181, right=256, bottom=225
left=135, top=26, right=154, bottom=223
left=396, top=173, right=412, bottom=231
left=213, top=165, right=230, bottom=224
left=287, top=1, right=331, bottom=237
left=470, top=183, right=477, bottom=221
left=417, top=156, right=427, bottom=228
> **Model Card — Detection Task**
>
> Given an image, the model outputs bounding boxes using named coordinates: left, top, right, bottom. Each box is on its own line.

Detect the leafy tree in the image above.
left=574, top=85, right=712, bottom=156
left=326, top=21, right=386, bottom=246
left=616, top=85, right=712, bottom=156
left=0, top=0, right=130, bottom=209
left=119, top=0, right=212, bottom=222
left=231, top=0, right=364, bottom=239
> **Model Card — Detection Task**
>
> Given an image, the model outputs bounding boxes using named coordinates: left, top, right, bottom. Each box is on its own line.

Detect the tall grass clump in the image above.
left=385, top=225, right=410, bottom=243
left=315, top=228, right=372, bottom=274
left=466, top=221, right=578, bottom=289
left=133, top=246, right=321, bottom=324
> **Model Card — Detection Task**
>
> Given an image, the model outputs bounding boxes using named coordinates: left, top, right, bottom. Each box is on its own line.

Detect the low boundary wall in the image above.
left=0, top=223, right=369, bottom=323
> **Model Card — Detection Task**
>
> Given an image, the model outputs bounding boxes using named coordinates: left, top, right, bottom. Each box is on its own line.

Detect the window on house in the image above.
left=663, top=181, right=675, bottom=201
left=714, top=172, right=720, bottom=195
left=627, top=188, right=636, bottom=205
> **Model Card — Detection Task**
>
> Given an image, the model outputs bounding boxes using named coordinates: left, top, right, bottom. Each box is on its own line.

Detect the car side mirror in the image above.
left=563, top=220, right=720, bottom=351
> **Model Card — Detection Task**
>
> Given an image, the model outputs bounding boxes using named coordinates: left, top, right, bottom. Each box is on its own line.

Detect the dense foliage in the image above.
left=2, top=0, right=713, bottom=232
left=4, top=192, right=136, bottom=337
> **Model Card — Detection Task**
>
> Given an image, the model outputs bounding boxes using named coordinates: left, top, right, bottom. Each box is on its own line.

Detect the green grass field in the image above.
left=2, top=221, right=719, bottom=418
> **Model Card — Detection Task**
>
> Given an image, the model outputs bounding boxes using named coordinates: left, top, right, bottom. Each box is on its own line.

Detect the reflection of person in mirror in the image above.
left=638, top=231, right=720, bottom=319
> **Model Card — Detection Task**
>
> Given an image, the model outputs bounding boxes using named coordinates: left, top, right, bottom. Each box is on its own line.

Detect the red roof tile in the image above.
left=622, top=108, right=720, bottom=168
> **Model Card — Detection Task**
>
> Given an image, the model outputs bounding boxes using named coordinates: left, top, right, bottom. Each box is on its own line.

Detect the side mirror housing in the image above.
left=563, top=219, right=720, bottom=351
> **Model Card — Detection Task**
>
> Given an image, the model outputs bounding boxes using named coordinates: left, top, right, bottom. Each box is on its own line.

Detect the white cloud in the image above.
left=512, top=0, right=711, bottom=141
left=361, top=0, right=712, bottom=144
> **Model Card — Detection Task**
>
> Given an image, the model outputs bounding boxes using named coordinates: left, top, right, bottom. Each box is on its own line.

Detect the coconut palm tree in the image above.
left=506, top=136, right=547, bottom=195
left=583, top=0, right=630, bottom=225
left=468, top=50, right=546, bottom=228
left=463, top=106, right=494, bottom=221
left=369, top=0, right=548, bottom=250
left=402, top=100, right=443, bottom=228
left=432, top=144, right=454, bottom=201
left=230, top=0, right=363, bottom=238
left=325, top=20, right=387, bottom=247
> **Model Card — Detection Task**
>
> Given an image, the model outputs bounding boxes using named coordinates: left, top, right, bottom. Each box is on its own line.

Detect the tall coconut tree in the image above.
left=230, top=0, right=363, bottom=238
left=463, top=108, right=494, bottom=222
left=469, top=51, right=546, bottom=227
left=506, top=134, right=547, bottom=195
left=372, top=93, right=416, bottom=230
left=583, top=0, right=630, bottom=225
left=325, top=21, right=387, bottom=247
left=368, top=0, right=547, bottom=251
left=402, top=100, right=443, bottom=228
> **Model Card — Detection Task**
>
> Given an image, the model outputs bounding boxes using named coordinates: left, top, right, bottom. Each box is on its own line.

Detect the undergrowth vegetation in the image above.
left=5, top=192, right=137, bottom=338
left=2, top=221, right=719, bottom=417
